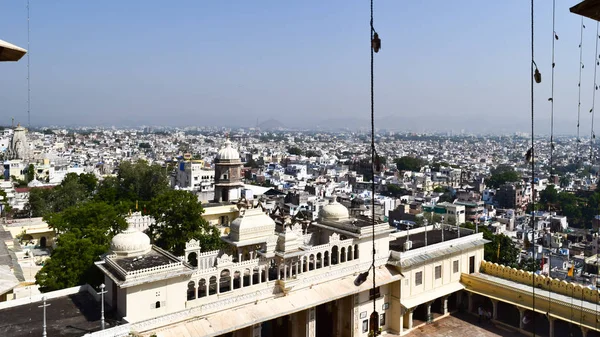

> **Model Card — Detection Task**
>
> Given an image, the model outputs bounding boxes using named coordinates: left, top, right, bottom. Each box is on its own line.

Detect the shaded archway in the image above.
left=219, top=269, right=231, bottom=293
left=496, top=301, right=520, bottom=328
left=332, top=246, right=339, bottom=265
left=316, top=253, right=322, bottom=269
left=347, top=246, right=353, bottom=261
left=243, top=268, right=251, bottom=287
left=187, top=281, right=196, bottom=300
left=340, top=247, right=346, bottom=263
left=233, top=270, right=241, bottom=289
left=252, top=267, right=260, bottom=284
left=354, top=244, right=359, bottom=259
left=198, top=279, right=207, bottom=298
left=522, top=311, right=549, bottom=336
left=209, top=276, right=217, bottom=295
left=324, top=251, right=330, bottom=267
left=39, top=236, right=47, bottom=248
left=187, top=252, right=198, bottom=267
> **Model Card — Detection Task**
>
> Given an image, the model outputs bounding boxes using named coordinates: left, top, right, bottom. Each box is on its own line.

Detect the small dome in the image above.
left=110, top=228, right=152, bottom=257
left=217, top=139, right=240, bottom=161
left=230, top=208, right=276, bottom=242
left=319, top=198, right=349, bottom=221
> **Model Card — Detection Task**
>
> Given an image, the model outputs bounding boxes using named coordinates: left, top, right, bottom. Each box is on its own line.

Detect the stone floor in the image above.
left=387, top=313, right=520, bottom=337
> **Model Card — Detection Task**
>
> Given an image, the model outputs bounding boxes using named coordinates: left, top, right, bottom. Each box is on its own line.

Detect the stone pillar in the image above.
left=306, top=307, right=316, bottom=337
left=518, top=307, right=525, bottom=329
left=581, top=326, right=589, bottom=337
left=467, top=293, right=473, bottom=313
left=230, top=276, right=233, bottom=291
left=407, top=309, right=414, bottom=330
left=491, top=299, right=498, bottom=320
left=250, top=271, right=253, bottom=286
left=426, top=301, right=432, bottom=322
left=548, top=316, right=555, bottom=337
left=399, top=314, right=404, bottom=335
left=284, top=265, right=288, bottom=280
left=442, top=296, right=449, bottom=315
left=277, top=265, right=281, bottom=280
left=193, top=285, right=198, bottom=300
left=252, top=323, right=261, bottom=337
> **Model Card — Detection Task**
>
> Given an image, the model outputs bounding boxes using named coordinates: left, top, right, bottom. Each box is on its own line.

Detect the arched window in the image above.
left=324, top=251, right=330, bottom=267
left=187, top=252, right=198, bottom=267
left=348, top=246, right=353, bottom=261
left=233, top=270, right=241, bottom=289
left=316, top=253, right=322, bottom=269
left=198, top=279, right=207, bottom=298
left=155, top=301, right=161, bottom=309
left=332, top=246, right=339, bottom=265
left=243, top=268, right=251, bottom=287
left=220, top=270, right=231, bottom=292
left=187, top=281, right=196, bottom=301
left=354, top=244, right=359, bottom=259
left=340, top=247, right=346, bottom=263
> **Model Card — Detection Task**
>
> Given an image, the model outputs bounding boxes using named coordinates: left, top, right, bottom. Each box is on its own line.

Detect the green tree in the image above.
left=147, top=190, right=223, bottom=256
left=26, top=164, right=35, bottom=182
left=287, top=146, right=303, bottom=156
left=117, top=160, right=169, bottom=202
left=0, top=189, right=11, bottom=216
left=36, top=202, right=127, bottom=292
left=394, top=156, right=426, bottom=172
left=539, top=184, right=558, bottom=210
left=518, top=257, right=538, bottom=272
left=305, top=150, right=320, bottom=158
left=433, top=186, right=445, bottom=193
left=461, top=222, right=519, bottom=266
left=485, top=167, right=520, bottom=189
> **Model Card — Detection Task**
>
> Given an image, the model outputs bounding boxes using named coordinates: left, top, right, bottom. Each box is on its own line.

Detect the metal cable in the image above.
left=27, top=0, right=30, bottom=129
left=550, top=0, right=556, bottom=178
left=591, top=22, right=599, bottom=165
left=530, top=1, right=536, bottom=334
left=578, top=18, right=585, bottom=161
left=369, top=0, right=377, bottom=331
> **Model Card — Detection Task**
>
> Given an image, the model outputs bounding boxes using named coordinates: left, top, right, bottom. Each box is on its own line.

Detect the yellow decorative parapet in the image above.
left=479, top=261, right=600, bottom=303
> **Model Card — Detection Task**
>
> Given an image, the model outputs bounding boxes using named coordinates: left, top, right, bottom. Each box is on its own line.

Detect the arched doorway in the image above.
left=39, top=236, right=47, bottom=248
left=187, top=252, right=198, bottom=267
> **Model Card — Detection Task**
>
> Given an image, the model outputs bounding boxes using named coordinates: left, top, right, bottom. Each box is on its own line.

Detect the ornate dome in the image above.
left=217, top=139, right=240, bottom=161
left=229, top=208, right=276, bottom=242
left=319, top=198, right=350, bottom=221
left=110, top=228, right=152, bottom=257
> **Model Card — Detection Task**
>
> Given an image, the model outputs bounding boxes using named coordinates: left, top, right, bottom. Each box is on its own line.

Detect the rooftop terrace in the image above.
left=389, top=226, right=475, bottom=252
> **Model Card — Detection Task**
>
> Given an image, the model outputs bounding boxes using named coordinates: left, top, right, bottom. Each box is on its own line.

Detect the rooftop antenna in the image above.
left=27, top=0, right=31, bottom=129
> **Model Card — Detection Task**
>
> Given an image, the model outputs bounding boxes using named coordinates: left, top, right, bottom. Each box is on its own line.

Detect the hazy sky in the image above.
left=0, top=1, right=598, bottom=134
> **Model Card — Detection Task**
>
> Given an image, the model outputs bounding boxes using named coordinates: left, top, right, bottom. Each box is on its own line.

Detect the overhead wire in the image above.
left=549, top=0, right=557, bottom=179
left=591, top=22, right=599, bottom=166
left=578, top=18, right=585, bottom=162
left=369, top=0, right=379, bottom=334
left=530, top=0, right=537, bottom=334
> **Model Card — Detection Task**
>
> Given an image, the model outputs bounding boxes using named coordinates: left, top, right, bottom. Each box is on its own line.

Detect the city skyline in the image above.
left=1, top=1, right=599, bottom=135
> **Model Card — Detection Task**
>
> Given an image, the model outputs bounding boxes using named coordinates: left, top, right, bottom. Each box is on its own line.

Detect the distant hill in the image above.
left=258, top=119, right=286, bottom=130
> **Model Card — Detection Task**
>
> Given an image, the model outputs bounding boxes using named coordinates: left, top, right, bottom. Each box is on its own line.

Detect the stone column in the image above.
left=230, top=276, right=234, bottom=291
left=518, top=307, right=525, bottom=330
left=306, top=307, right=316, bottom=337
left=407, top=308, right=414, bottom=330
left=491, top=299, right=498, bottom=320
left=193, top=285, right=198, bottom=300
left=426, top=301, right=432, bottom=322
left=467, top=293, right=473, bottom=313
left=399, top=313, right=404, bottom=335
left=250, top=271, right=253, bottom=286
left=581, top=326, right=589, bottom=337
left=442, top=296, right=449, bottom=315
left=548, top=316, right=555, bottom=337
left=252, top=323, right=262, bottom=337
left=277, top=265, right=281, bottom=280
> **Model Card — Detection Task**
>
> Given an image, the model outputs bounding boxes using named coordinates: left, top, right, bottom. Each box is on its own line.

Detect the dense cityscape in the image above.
left=5, top=1, right=600, bottom=337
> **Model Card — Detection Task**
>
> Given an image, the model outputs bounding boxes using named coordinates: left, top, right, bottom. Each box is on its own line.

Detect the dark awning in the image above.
left=0, top=39, right=27, bottom=62
left=570, top=0, right=600, bottom=22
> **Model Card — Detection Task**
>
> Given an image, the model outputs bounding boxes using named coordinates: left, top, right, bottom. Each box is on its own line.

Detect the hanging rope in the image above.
left=591, top=22, right=599, bottom=165
left=369, top=0, right=380, bottom=334
left=530, top=0, right=537, bottom=334
left=549, top=0, right=557, bottom=179
left=578, top=18, right=585, bottom=161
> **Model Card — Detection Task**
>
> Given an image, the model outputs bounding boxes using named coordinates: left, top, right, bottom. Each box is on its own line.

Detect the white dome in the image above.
left=110, top=228, right=152, bottom=257
left=319, top=199, right=349, bottom=221
left=230, top=208, right=275, bottom=242
left=217, top=139, right=240, bottom=160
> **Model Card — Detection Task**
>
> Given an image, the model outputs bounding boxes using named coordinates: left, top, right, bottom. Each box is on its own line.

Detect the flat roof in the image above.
left=113, top=249, right=176, bottom=273
left=389, top=228, right=474, bottom=251
left=0, top=292, right=119, bottom=337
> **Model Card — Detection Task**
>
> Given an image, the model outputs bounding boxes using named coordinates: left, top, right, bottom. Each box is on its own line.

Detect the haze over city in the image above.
left=1, top=1, right=599, bottom=134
